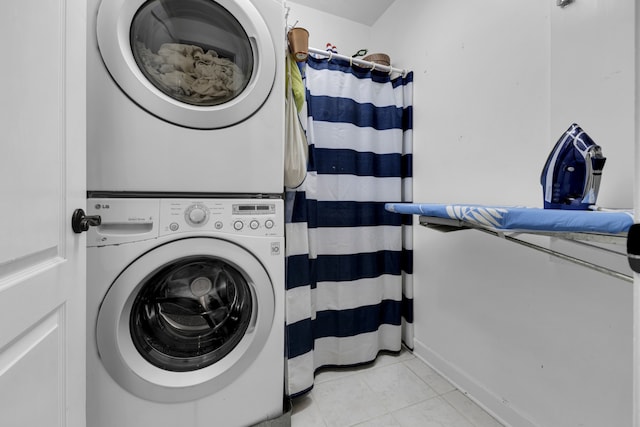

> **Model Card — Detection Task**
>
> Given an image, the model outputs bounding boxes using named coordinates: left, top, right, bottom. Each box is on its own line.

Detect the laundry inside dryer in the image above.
left=131, top=0, right=253, bottom=106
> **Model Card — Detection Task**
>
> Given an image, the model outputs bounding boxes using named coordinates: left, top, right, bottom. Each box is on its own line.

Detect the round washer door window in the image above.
left=97, top=0, right=276, bottom=129
left=129, top=256, right=253, bottom=372
left=96, top=238, right=275, bottom=403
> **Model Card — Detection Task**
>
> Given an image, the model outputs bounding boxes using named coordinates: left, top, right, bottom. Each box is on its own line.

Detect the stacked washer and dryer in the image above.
left=85, top=0, right=286, bottom=426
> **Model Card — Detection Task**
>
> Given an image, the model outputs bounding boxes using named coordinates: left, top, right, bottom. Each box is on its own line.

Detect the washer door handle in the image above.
left=72, top=208, right=102, bottom=233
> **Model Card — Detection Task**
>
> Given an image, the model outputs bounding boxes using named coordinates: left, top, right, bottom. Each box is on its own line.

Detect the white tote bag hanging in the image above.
left=284, top=55, right=308, bottom=188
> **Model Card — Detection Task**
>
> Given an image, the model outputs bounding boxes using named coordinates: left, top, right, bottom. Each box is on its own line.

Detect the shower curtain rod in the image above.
left=307, top=47, right=408, bottom=77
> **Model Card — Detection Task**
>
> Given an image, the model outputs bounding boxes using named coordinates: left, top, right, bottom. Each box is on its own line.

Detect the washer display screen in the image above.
left=130, top=0, right=253, bottom=107
left=130, top=255, right=252, bottom=372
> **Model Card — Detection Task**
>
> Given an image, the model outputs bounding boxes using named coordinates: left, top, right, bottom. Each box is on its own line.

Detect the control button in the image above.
left=250, top=220, right=260, bottom=230
left=189, top=208, right=207, bottom=223
left=265, top=219, right=274, bottom=229
left=169, top=222, right=179, bottom=231
left=185, top=204, right=209, bottom=226
left=271, top=242, right=281, bottom=255
left=233, top=220, right=244, bottom=231
left=214, top=221, right=223, bottom=230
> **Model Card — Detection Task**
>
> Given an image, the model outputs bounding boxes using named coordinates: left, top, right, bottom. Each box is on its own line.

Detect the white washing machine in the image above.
left=87, top=0, right=285, bottom=194
left=86, top=197, right=285, bottom=427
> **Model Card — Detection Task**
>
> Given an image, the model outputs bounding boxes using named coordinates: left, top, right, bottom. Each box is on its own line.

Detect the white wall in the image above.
left=285, top=2, right=372, bottom=59
left=550, top=2, right=635, bottom=208
left=372, top=1, right=634, bottom=426
left=287, top=1, right=634, bottom=426
left=373, top=1, right=551, bottom=207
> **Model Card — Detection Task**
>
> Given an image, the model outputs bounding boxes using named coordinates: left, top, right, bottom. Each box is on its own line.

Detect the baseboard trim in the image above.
left=412, top=338, right=537, bottom=427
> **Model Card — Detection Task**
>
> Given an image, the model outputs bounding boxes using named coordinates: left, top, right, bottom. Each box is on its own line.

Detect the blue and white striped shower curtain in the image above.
left=285, top=55, right=414, bottom=397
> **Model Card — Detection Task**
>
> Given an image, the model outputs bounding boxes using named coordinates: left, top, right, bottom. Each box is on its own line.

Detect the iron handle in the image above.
left=72, top=208, right=101, bottom=234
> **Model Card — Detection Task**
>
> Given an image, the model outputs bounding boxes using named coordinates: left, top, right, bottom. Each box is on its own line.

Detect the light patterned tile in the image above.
left=352, top=414, right=402, bottom=427
left=371, top=348, right=416, bottom=368
left=311, top=372, right=388, bottom=427
left=291, top=394, right=327, bottom=427
left=403, top=357, right=456, bottom=395
left=292, top=349, right=502, bottom=427
left=362, top=362, right=438, bottom=412
left=392, top=397, right=475, bottom=427
left=314, top=349, right=412, bottom=385
left=442, top=390, right=504, bottom=427
left=314, top=364, right=368, bottom=384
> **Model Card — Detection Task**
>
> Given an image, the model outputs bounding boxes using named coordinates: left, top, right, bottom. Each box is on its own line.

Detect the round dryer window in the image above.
left=97, top=0, right=276, bottom=129
left=130, top=0, right=252, bottom=108
left=96, top=237, right=275, bottom=403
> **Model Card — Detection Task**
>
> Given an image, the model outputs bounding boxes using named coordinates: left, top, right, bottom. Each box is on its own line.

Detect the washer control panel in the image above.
left=160, top=199, right=283, bottom=237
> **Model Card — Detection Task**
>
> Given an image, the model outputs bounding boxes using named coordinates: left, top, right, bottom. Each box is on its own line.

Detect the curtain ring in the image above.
left=349, top=57, right=353, bottom=66
left=328, top=51, right=333, bottom=61
left=370, top=62, right=376, bottom=71
left=388, top=67, right=393, bottom=76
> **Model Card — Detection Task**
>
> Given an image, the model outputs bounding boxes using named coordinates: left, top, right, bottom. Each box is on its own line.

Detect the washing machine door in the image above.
left=96, top=0, right=276, bottom=129
left=96, top=237, right=275, bottom=403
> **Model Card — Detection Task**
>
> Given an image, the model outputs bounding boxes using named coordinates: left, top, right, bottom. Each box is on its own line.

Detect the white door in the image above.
left=0, top=1, right=86, bottom=426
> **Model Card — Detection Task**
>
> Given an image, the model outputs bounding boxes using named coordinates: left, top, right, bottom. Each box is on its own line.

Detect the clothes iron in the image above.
left=541, top=123, right=606, bottom=210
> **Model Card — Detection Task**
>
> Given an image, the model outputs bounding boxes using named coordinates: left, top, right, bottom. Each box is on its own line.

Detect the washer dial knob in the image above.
left=185, top=204, right=209, bottom=226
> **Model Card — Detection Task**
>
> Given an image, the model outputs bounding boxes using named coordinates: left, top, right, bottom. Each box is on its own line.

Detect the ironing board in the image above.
left=385, top=203, right=635, bottom=281
left=385, top=203, right=632, bottom=236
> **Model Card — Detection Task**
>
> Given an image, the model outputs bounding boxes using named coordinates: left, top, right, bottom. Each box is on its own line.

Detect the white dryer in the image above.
left=87, top=0, right=285, bottom=194
left=86, top=197, right=284, bottom=427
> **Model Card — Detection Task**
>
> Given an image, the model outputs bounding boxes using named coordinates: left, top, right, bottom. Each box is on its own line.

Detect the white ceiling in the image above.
left=288, top=0, right=396, bottom=26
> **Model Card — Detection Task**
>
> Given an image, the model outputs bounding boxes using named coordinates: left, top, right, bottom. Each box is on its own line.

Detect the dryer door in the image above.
left=96, top=0, right=276, bottom=129
left=96, top=237, right=275, bottom=403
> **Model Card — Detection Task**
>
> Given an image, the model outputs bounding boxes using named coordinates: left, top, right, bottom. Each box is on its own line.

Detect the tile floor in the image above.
left=291, top=349, right=504, bottom=427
